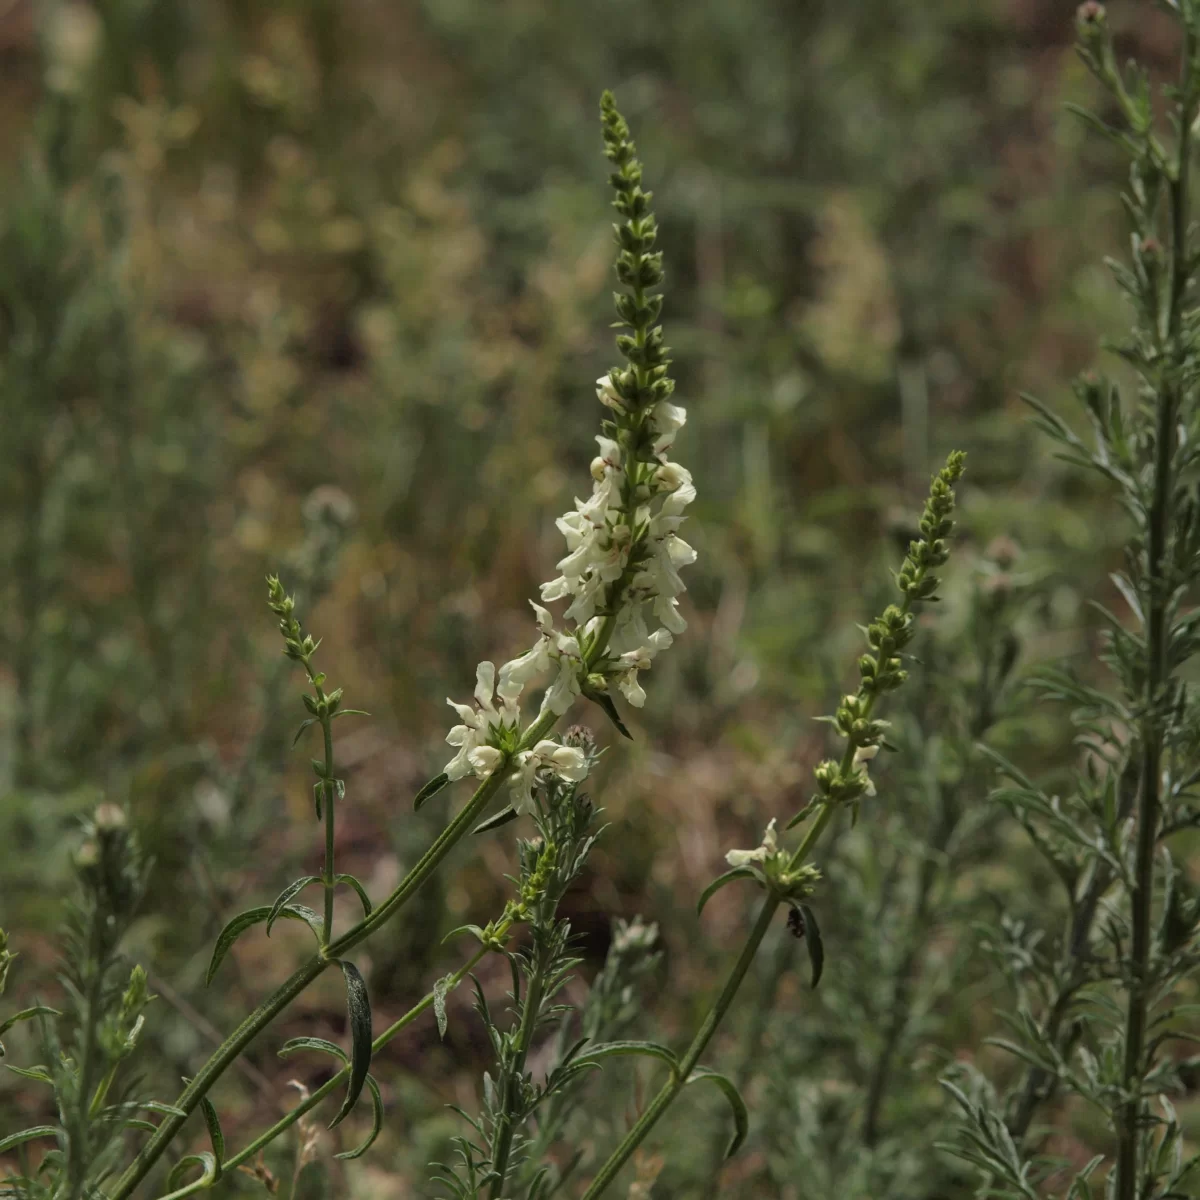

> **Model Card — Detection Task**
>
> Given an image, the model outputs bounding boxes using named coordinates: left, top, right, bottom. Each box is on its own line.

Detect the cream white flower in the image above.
left=852, top=743, right=880, bottom=797
left=596, top=373, right=627, bottom=411
left=443, top=662, right=520, bottom=781
left=615, top=628, right=673, bottom=707
left=725, top=818, right=779, bottom=868
left=510, top=740, right=589, bottom=811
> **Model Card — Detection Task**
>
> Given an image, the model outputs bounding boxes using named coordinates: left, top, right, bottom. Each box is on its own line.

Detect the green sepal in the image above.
left=335, top=873, right=373, bottom=917
left=206, top=905, right=322, bottom=985
left=473, top=804, right=519, bottom=835
left=199, top=1097, right=225, bottom=1177
left=685, top=1067, right=749, bottom=1158
left=798, top=903, right=824, bottom=988
left=414, top=772, right=450, bottom=811
left=580, top=678, right=633, bottom=739
left=333, top=1073, right=384, bottom=1160
left=580, top=1040, right=680, bottom=1080
left=697, top=867, right=756, bottom=916
left=0, top=1126, right=56, bottom=1156
left=329, top=960, right=372, bottom=1129
left=266, top=877, right=321, bottom=935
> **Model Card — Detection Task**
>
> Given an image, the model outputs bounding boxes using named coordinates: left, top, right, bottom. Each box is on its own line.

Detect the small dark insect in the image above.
left=787, top=906, right=805, bottom=939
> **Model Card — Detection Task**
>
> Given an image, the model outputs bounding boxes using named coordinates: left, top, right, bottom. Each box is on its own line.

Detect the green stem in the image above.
left=111, top=685, right=580, bottom=1197
left=580, top=897, right=780, bottom=1200
left=220, top=946, right=490, bottom=1174
left=489, top=954, right=549, bottom=1196
left=321, top=715, right=335, bottom=945
left=67, top=909, right=105, bottom=1199
left=1115, top=33, right=1193, bottom=1200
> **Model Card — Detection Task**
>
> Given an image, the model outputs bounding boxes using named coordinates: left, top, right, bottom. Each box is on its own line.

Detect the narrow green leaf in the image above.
left=206, top=905, right=322, bottom=985
left=329, top=961, right=372, bottom=1129
left=581, top=1040, right=679, bottom=1078
left=0, top=1126, right=56, bottom=1155
left=5, top=1064, right=52, bottom=1084
left=163, top=1151, right=218, bottom=1198
left=0, top=1006, right=60, bottom=1037
left=580, top=679, right=633, bottom=739
left=333, top=1074, right=384, bottom=1160
left=335, top=874, right=373, bottom=917
left=142, top=1101, right=189, bottom=1118
left=686, top=1067, right=749, bottom=1158
left=292, top=718, right=318, bottom=747
left=785, top=798, right=819, bottom=830
left=266, top=877, right=321, bottom=936
left=278, top=1037, right=348, bottom=1064
left=798, top=903, right=824, bottom=988
left=473, top=804, right=518, bottom=835
left=199, top=1097, right=224, bottom=1172
left=331, top=708, right=371, bottom=721
left=414, top=772, right=450, bottom=811
left=697, top=867, right=756, bottom=916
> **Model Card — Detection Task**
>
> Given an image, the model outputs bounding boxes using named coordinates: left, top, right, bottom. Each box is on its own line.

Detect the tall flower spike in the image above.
left=443, top=93, right=696, bottom=785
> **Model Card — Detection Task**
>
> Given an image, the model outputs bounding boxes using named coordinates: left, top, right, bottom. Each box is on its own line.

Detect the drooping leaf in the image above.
left=798, top=903, right=824, bottom=988
left=333, top=1074, right=384, bottom=1160
left=473, top=804, right=518, bottom=835
left=335, top=873, right=373, bottom=917
left=0, top=1005, right=61, bottom=1037
left=331, top=708, right=371, bottom=721
left=580, top=679, right=633, bottom=739
left=278, top=1036, right=348, bottom=1064
left=413, top=772, right=450, bottom=811
left=5, top=1063, right=52, bottom=1084
left=206, top=905, right=322, bottom=985
left=163, top=1151, right=218, bottom=1197
left=581, top=1040, right=680, bottom=1079
left=199, top=1097, right=224, bottom=1174
left=686, top=1067, right=749, bottom=1158
left=696, top=867, right=756, bottom=916
left=329, top=961, right=372, bottom=1128
left=292, top=718, right=319, bottom=747
left=0, top=1126, right=57, bottom=1155
left=266, top=877, right=321, bottom=935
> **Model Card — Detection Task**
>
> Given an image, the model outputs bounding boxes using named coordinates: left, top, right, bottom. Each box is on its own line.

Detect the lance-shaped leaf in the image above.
left=580, top=678, right=633, bottom=739
left=206, top=905, right=322, bottom=985
left=199, top=1097, right=225, bottom=1177
left=278, top=1036, right=348, bottom=1064
left=686, top=1067, right=749, bottom=1158
left=0, top=1004, right=59, bottom=1058
left=5, top=1064, right=52, bottom=1084
left=797, top=903, right=824, bottom=988
left=0, top=1126, right=57, bottom=1156
left=266, top=877, right=321, bottom=935
left=473, top=804, right=518, bottom=835
left=335, top=873, right=373, bottom=917
left=580, top=1040, right=680, bottom=1080
left=413, top=772, right=449, bottom=811
left=329, top=960, right=372, bottom=1128
left=333, top=1073, right=384, bottom=1160
left=697, top=867, right=756, bottom=916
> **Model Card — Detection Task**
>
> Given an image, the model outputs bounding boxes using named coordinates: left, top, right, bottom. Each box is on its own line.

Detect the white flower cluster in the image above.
left=725, top=818, right=779, bottom=869
left=442, top=372, right=697, bottom=800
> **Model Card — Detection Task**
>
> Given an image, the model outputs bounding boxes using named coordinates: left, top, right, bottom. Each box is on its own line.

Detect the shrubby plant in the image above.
left=945, top=3, right=1200, bottom=1198
left=0, top=84, right=970, bottom=1199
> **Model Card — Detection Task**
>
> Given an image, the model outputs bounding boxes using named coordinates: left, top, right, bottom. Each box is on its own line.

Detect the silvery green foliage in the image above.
left=432, top=728, right=615, bottom=1198
left=1, top=806, right=150, bottom=1200
left=742, top=541, right=1025, bottom=1200
left=945, top=5, right=1200, bottom=1198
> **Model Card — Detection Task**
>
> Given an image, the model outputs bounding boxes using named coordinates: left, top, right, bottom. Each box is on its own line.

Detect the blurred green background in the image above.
left=0, top=0, right=1182, bottom=1195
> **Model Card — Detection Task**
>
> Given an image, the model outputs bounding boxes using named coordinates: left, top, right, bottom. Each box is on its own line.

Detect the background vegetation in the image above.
left=0, top=0, right=1188, bottom=1195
